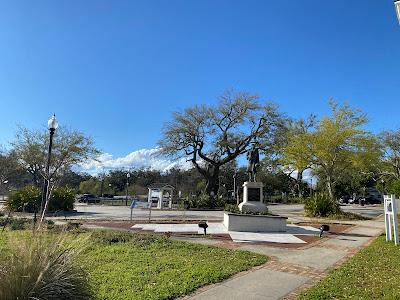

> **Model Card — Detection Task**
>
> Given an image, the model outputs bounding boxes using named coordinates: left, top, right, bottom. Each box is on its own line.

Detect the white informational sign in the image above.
left=384, top=194, right=399, bottom=246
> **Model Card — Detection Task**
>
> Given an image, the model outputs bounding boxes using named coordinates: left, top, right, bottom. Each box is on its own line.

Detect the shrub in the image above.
left=304, top=194, right=341, bottom=217
left=0, top=233, right=92, bottom=300
left=387, top=179, right=400, bottom=198
left=224, top=203, right=241, bottom=213
left=187, top=193, right=227, bottom=208
left=9, top=218, right=30, bottom=231
left=49, top=187, right=75, bottom=211
left=5, top=185, right=41, bottom=213
left=0, top=217, right=8, bottom=227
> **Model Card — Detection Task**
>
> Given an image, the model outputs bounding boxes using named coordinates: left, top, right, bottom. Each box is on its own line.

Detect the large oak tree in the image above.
left=159, top=90, right=287, bottom=196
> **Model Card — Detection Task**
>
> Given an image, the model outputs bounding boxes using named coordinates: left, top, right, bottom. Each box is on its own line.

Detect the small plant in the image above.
left=46, top=219, right=55, bottom=230
left=224, top=203, right=241, bottom=213
left=9, top=218, right=30, bottom=231
left=66, top=221, right=82, bottom=231
left=304, top=194, right=341, bottom=217
left=0, top=217, right=9, bottom=227
left=90, top=230, right=160, bottom=247
left=224, top=203, right=270, bottom=215
left=0, top=233, right=92, bottom=300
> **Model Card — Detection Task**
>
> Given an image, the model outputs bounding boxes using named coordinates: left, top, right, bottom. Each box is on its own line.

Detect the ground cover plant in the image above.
left=300, top=236, right=400, bottom=299
left=0, top=229, right=267, bottom=300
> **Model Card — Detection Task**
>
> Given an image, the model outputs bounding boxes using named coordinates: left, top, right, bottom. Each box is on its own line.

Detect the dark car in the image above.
left=102, top=194, right=114, bottom=198
left=364, top=195, right=382, bottom=205
left=338, top=195, right=350, bottom=204
left=78, top=194, right=99, bottom=203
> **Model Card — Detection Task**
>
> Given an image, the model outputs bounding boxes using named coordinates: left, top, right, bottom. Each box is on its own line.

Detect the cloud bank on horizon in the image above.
left=79, top=148, right=192, bottom=174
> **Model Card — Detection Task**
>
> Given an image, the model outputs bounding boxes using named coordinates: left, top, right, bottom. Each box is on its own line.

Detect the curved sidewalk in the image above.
left=182, top=218, right=384, bottom=300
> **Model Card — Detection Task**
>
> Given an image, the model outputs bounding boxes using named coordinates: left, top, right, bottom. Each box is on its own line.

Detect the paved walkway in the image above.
left=132, top=223, right=320, bottom=243
left=180, top=218, right=384, bottom=300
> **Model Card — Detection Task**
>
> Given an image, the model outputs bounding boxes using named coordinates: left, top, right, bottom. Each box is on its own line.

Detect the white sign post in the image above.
left=384, top=194, right=399, bottom=245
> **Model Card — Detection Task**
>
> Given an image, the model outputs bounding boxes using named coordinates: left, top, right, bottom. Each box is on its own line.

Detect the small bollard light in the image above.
left=198, top=221, right=208, bottom=235
left=319, top=224, right=330, bottom=237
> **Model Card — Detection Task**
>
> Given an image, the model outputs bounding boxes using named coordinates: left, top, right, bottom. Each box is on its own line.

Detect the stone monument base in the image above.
left=223, top=212, right=287, bottom=232
left=239, top=181, right=266, bottom=213
left=238, top=201, right=267, bottom=213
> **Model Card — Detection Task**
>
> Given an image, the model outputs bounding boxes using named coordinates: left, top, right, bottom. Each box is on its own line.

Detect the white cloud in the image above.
left=79, top=148, right=192, bottom=174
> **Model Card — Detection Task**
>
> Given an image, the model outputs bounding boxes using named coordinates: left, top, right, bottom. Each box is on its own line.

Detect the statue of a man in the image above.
left=247, top=143, right=259, bottom=182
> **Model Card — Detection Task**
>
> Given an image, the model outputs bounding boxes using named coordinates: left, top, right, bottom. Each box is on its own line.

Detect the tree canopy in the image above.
left=283, top=101, right=381, bottom=198
left=12, top=126, right=100, bottom=186
left=159, top=90, right=287, bottom=195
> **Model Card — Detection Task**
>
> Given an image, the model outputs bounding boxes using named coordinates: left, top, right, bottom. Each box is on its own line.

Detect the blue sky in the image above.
left=0, top=1, right=400, bottom=171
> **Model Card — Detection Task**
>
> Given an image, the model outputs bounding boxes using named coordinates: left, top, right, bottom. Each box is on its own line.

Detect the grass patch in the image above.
left=0, top=230, right=267, bottom=300
left=300, top=236, right=400, bottom=299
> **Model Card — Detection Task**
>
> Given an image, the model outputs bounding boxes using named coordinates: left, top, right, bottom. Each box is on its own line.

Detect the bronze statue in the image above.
left=247, top=143, right=259, bottom=182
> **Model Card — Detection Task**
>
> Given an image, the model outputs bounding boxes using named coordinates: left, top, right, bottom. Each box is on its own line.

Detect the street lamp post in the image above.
left=125, top=172, right=130, bottom=206
left=39, top=114, right=58, bottom=226
left=1, top=180, right=8, bottom=202
left=233, top=172, right=238, bottom=205
left=395, top=0, right=400, bottom=24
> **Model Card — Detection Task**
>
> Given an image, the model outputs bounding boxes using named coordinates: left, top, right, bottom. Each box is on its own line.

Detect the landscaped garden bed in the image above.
left=0, top=227, right=267, bottom=300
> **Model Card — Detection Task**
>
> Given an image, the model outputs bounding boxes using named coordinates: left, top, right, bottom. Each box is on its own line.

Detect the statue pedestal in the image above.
left=238, top=181, right=267, bottom=213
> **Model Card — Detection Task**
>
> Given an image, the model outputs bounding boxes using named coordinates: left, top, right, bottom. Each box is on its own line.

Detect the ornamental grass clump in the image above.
left=304, top=193, right=341, bottom=217
left=0, top=233, right=92, bottom=300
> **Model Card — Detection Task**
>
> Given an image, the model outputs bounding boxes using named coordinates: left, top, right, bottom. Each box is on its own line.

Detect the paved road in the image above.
left=59, top=202, right=383, bottom=221
left=268, top=203, right=384, bottom=219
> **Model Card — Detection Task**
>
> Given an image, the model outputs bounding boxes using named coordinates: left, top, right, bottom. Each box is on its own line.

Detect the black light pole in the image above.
left=233, top=171, right=238, bottom=205
left=125, top=172, right=130, bottom=206
left=39, top=114, right=58, bottom=226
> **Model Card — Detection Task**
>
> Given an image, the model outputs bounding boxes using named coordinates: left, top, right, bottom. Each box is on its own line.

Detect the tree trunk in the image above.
left=205, top=167, right=220, bottom=197
left=326, top=175, right=334, bottom=198
left=296, top=170, right=304, bottom=198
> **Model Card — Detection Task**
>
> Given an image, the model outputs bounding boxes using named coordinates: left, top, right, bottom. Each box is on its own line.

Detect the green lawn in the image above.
left=0, top=229, right=267, bottom=300
left=300, top=236, right=400, bottom=300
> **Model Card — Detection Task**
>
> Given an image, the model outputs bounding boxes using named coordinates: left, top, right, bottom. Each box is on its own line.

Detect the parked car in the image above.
left=338, top=195, right=350, bottom=204
left=102, top=193, right=114, bottom=198
left=78, top=194, right=99, bottom=203
left=346, top=188, right=383, bottom=205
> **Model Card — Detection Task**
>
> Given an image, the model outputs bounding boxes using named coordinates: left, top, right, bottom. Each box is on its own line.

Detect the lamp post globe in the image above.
left=395, top=0, right=400, bottom=24
left=48, top=114, right=58, bottom=131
